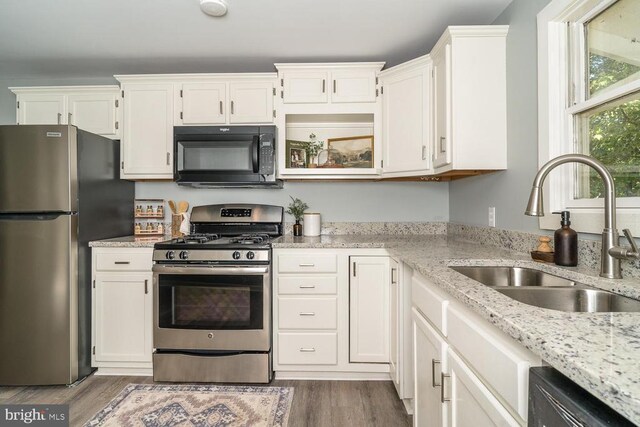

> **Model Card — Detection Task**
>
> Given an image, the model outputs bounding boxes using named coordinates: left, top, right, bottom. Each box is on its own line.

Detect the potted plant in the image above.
left=305, top=133, right=324, bottom=168
left=286, top=196, right=308, bottom=236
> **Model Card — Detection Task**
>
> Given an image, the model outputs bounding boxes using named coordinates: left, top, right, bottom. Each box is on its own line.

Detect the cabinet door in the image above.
left=121, top=83, right=173, bottom=178
left=94, top=273, right=152, bottom=363
left=229, top=82, right=274, bottom=124
left=330, top=70, right=377, bottom=103
left=68, top=92, right=119, bottom=136
left=282, top=71, right=329, bottom=104
left=433, top=44, right=452, bottom=169
left=390, top=259, right=400, bottom=388
left=413, top=307, right=447, bottom=427
left=349, top=256, right=390, bottom=363
left=180, top=83, right=226, bottom=125
left=16, top=94, right=66, bottom=125
left=381, top=61, right=431, bottom=175
left=446, top=348, right=520, bottom=427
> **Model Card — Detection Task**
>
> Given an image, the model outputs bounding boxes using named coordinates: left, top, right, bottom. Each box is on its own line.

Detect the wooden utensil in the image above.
left=177, top=201, right=189, bottom=214
left=168, top=200, right=177, bottom=214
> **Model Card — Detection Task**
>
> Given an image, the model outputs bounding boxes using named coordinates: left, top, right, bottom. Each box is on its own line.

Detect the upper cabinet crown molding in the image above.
left=10, top=85, right=120, bottom=93
left=114, top=73, right=277, bottom=83
left=274, top=62, right=386, bottom=71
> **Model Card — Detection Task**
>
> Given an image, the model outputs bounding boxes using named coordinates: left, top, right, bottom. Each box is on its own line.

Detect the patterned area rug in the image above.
left=84, top=384, right=294, bottom=427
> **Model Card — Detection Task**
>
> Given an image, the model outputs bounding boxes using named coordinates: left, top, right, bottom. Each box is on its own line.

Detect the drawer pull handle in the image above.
left=299, top=348, right=316, bottom=352
left=299, top=285, right=316, bottom=289
left=391, top=267, right=398, bottom=284
left=114, top=261, right=130, bottom=265
left=144, top=279, right=148, bottom=295
left=441, top=372, right=451, bottom=402
left=432, top=359, right=441, bottom=387
left=299, top=263, right=315, bottom=267
left=299, top=312, right=316, bottom=316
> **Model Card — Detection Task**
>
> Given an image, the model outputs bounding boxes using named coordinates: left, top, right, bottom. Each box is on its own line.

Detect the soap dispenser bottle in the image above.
left=553, top=211, right=578, bottom=266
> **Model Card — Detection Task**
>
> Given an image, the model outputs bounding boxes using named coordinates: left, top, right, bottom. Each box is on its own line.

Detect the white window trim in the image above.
left=537, top=0, right=640, bottom=235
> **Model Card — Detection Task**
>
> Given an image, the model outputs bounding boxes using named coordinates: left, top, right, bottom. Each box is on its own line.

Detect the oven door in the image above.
left=153, top=265, right=271, bottom=352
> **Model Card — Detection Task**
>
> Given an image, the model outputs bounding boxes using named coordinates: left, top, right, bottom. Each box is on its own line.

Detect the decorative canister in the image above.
left=303, top=212, right=321, bottom=237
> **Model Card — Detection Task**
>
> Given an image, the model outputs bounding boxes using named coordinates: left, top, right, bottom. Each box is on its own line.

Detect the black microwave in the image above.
left=173, top=126, right=280, bottom=187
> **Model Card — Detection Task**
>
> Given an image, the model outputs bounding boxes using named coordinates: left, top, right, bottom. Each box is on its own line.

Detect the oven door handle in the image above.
left=152, top=265, right=269, bottom=275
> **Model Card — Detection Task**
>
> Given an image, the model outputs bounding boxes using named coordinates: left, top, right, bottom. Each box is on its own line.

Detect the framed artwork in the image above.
left=326, top=135, right=374, bottom=168
left=285, top=140, right=308, bottom=168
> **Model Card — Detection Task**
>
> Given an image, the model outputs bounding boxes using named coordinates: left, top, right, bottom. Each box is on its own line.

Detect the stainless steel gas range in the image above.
left=151, top=204, right=284, bottom=383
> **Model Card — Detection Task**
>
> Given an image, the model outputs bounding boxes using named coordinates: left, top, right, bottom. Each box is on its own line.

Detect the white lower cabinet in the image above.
left=412, top=272, right=541, bottom=426
left=273, top=249, right=390, bottom=379
left=349, top=256, right=390, bottom=363
left=92, top=247, right=154, bottom=375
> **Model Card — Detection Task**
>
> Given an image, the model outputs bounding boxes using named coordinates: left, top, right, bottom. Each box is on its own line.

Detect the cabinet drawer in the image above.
left=277, top=254, right=337, bottom=273
left=278, top=276, right=337, bottom=295
left=412, top=272, right=449, bottom=335
left=277, top=332, right=337, bottom=365
left=447, top=303, right=541, bottom=421
left=96, top=251, right=152, bottom=271
left=278, top=297, right=337, bottom=329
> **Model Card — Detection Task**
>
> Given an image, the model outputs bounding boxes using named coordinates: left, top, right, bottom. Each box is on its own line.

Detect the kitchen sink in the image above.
left=450, top=266, right=640, bottom=312
left=450, top=266, right=577, bottom=287
left=495, top=287, right=640, bottom=313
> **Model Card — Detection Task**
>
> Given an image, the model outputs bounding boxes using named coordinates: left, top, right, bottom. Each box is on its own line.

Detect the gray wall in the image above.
left=0, top=80, right=449, bottom=222
left=137, top=181, right=449, bottom=222
left=448, top=0, right=551, bottom=232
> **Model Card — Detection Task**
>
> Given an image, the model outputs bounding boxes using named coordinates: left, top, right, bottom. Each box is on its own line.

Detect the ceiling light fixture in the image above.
left=200, top=0, right=228, bottom=17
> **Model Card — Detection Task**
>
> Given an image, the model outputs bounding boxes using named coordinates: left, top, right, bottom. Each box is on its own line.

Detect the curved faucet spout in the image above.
left=524, top=154, right=623, bottom=278
left=524, top=154, right=616, bottom=232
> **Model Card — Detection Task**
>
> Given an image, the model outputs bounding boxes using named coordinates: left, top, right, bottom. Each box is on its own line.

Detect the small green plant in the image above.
left=306, top=133, right=324, bottom=159
left=286, top=196, right=308, bottom=221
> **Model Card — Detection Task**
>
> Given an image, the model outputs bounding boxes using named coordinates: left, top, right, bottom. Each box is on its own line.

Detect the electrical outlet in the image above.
left=488, top=207, right=496, bottom=227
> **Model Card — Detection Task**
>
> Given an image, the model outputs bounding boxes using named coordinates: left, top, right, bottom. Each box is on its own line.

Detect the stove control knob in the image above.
left=179, top=251, right=189, bottom=260
left=246, top=251, right=255, bottom=260
left=232, top=251, right=241, bottom=260
left=166, top=251, right=175, bottom=260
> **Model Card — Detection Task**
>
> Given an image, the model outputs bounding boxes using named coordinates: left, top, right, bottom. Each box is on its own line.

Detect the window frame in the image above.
left=538, top=0, right=640, bottom=234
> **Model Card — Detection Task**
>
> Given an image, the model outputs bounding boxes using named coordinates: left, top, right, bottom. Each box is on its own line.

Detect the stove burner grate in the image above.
left=229, top=234, right=271, bottom=245
left=176, top=233, right=220, bottom=244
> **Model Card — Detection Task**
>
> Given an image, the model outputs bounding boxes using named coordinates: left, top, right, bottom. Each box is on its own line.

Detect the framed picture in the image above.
left=285, top=140, right=308, bottom=168
left=327, top=135, right=374, bottom=168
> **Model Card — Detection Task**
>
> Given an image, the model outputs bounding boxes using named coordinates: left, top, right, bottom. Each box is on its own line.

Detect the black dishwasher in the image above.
left=529, top=367, right=635, bottom=427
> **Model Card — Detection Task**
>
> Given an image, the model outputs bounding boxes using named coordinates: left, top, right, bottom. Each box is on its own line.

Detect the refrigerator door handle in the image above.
left=0, top=212, right=73, bottom=220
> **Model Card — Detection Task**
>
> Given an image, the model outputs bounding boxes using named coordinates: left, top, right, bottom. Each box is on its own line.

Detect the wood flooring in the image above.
left=0, top=374, right=412, bottom=426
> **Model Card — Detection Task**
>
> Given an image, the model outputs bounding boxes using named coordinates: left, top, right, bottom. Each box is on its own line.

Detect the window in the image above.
left=538, top=0, right=640, bottom=233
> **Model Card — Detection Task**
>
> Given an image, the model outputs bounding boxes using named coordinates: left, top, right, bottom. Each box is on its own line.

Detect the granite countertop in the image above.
left=91, top=233, right=640, bottom=423
left=274, top=234, right=640, bottom=424
left=89, top=235, right=170, bottom=248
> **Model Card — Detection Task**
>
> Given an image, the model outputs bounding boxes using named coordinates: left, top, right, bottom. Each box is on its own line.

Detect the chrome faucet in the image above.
left=524, top=154, right=639, bottom=279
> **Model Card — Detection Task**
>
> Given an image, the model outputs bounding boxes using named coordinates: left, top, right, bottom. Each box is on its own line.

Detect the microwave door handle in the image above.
left=252, top=136, right=259, bottom=173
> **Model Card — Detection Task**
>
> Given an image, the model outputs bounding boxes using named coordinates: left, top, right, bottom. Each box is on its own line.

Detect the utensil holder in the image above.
left=171, top=214, right=183, bottom=238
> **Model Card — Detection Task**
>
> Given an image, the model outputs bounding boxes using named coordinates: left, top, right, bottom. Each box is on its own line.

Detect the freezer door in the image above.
left=0, top=213, right=78, bottom=385
left=0, top=125, right=77, bottom=213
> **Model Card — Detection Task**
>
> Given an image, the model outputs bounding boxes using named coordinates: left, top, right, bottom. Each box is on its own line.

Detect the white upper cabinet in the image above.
left=176, top=76, right=276, bottom=126
left=68, top=92, right=119, bottom=136
left=380, top=55, right=432, bottom=177
left=331, top=69, right=377, bottom=103
left=431, top=26, right=508, bottom=173
left=281, top=71, right=329, bottom=104
left=119, top=82, right=174, bottom=179
left=12, top=86, right=121, bottom=137
left=276, top=63, right=384, bottom=105
left=180, top=82, right=226, bottom=125
left=229, top=81, right=274, bottom=123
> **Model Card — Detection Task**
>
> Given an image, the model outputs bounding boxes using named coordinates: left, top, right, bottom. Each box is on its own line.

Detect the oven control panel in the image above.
left=220, top=208, right=252, bottom=217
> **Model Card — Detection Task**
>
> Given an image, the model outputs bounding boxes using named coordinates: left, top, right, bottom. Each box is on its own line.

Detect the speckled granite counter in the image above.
left=274, top=234, right=640, bottom=424
left=89, top=235, right=169, bottom=248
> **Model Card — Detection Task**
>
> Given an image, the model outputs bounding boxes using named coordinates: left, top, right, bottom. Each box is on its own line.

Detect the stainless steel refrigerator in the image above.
left=0, top=125, right=134, bottom=385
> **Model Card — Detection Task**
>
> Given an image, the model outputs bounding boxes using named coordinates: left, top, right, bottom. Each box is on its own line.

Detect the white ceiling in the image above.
left=0, top=0, right=512, bottom=79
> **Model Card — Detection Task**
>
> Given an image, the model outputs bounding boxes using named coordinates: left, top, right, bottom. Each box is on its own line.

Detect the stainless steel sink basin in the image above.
left=450, top=265, right=640, bottom=312
left=495, top=287, right=640, bottom=313
left=450, top=266, right=576, bottom=287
